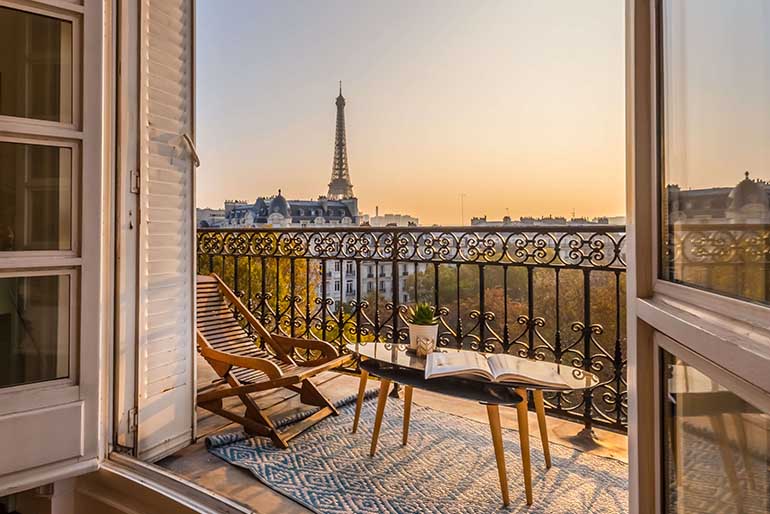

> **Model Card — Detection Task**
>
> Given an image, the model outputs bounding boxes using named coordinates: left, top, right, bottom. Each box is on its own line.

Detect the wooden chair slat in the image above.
left=201, top=327, right=250, bottom=341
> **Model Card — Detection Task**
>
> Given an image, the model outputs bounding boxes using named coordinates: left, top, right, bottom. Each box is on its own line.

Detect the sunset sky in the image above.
left=196, top=0, right=626, bottom=225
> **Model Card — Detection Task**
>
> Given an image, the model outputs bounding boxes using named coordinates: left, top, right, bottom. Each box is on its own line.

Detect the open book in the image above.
left=424, top=351, right=568, bottom=388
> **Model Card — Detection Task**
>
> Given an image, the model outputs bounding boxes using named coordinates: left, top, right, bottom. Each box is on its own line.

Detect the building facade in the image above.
left=368, top=212, right=419, bottom=227
left=470, top=215, right=612, bottom=227
left=221, top=193, right=359, bottom=228
left=666, top=171, right=770, bottom=225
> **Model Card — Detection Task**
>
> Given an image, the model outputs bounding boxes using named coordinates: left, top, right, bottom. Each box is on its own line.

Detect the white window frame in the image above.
left=0, top=1, right=82, bottom=132
left=626, top=1, right=770, bottom=513
left=0, top=268, right=79, bottom=403
left=0, top=135, right=81, bottom=262
left=0, top=0, right=106, bottom=495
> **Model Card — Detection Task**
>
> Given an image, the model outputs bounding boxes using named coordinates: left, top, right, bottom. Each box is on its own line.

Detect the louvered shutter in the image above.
left=136, top=0, right=195, bottom=462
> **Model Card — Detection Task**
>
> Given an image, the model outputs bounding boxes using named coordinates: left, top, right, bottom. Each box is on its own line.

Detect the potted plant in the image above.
left=407, top=303, right=439, bottom=355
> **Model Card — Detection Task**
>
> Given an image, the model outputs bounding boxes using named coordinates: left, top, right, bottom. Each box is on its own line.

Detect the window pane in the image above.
left=0, top=6, right=73, bottom=123
left=660, top=1, right=770, bottom=305
left=0, top=275, right=70, bottom=388
left=0, top=142, right=72, bottom=251
left=662, top=350, right=770, bottom=514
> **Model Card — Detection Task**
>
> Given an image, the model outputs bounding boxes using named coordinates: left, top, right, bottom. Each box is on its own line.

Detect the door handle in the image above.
left=182, top=133, right=200, bottom=168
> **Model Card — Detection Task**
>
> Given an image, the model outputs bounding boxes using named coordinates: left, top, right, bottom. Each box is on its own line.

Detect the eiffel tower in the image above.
left=327, top=82, right=354, bottom=200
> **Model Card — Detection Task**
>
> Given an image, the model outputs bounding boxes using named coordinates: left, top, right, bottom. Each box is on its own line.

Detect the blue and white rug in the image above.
left=206, top=392, right=628, bottom=513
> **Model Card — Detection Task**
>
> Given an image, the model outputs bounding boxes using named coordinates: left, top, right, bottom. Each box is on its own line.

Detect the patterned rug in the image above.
left=206, top=392, right=628, bottom=513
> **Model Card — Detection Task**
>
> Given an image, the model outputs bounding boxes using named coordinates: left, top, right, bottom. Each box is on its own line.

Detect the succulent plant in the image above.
left=407, top=302, right=438, bottom=326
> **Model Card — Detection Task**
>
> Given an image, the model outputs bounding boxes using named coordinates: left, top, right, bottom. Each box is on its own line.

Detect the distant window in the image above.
left=334, top=280, right=340, bottom=292
left=334, top=261, right=341, bottom=272
left=345, top=282, right=354, bottom=294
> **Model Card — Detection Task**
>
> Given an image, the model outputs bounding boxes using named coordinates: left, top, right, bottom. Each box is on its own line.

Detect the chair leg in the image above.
left=515, top=387, right=533, bottom=506
left=403, top=385, right=413, bottom=446
left=733, top=414, right=755, bottom=490
left=228, top=375, right=288, bottom=449
left=244, top=400, right=287, bottom=449
left=300, top=378, right=339, bottom=415
left=352, top=369, right=369, bottom=434
left=486, top=404, right=510, bottom=507
left=370, top=379, right=391, bottom=457
left=533, top=389, right=551, bottom=468
left=710, top=414, right=744, bottom=512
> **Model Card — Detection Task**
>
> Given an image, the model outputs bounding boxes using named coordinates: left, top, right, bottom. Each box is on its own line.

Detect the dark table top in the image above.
left=347, top=342, right=599, bottom=392
left=359, top=358, right=523, bottom=406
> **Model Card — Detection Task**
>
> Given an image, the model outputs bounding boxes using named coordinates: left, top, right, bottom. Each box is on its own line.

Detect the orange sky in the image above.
left=196, top=1, right=626, bottom=225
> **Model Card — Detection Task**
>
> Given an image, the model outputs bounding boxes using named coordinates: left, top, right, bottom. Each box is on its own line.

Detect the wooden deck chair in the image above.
left=196, top=274, right=353, bottom=448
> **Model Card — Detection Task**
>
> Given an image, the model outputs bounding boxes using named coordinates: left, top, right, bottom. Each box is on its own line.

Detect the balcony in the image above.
left=195, top=225, right=628, bottom=432
left=165, top=225, right=630, bottom=512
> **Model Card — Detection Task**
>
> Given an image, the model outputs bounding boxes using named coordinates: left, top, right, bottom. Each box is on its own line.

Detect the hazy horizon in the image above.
left=196, top=1, right=626, bottom=225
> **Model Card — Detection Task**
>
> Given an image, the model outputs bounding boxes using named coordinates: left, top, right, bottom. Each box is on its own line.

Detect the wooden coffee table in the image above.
left=346, top=342, right=598, bottom=507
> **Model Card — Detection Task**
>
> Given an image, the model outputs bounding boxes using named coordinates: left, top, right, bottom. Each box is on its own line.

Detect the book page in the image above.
left=487, top=354, right=568, bottom=388
left=424, top=351, right=494, bottom=381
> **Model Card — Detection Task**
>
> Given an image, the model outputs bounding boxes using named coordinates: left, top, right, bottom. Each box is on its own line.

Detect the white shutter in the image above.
left=136, top=0, right=195, bottom=462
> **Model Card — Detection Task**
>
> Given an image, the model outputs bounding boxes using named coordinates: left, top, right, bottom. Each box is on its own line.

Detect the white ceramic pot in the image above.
left=408, top=323, right=439, bottom=351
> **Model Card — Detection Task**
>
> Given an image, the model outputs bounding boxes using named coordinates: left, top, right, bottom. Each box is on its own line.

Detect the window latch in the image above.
left=128, top=407, right=138, bottom=433
left=129, top=169, right=140, bottom=194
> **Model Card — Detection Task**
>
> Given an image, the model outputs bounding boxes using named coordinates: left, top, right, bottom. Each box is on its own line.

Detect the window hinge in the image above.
left=129, top=169, right=140, bottom=194
left=128, top=407, right=138, bottom=433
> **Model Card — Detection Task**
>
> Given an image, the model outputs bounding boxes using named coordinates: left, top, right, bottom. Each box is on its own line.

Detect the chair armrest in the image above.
left=199, top=344, right=283, bottom=378
left=272, top=335, right=339, bottom=364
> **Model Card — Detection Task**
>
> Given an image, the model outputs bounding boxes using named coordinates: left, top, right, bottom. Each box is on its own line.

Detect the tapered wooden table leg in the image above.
left=351, top=369, right=369, bottom=434
left=533, top=389, right=551, bottom=468
left=486, top=404, right=510, bottom=507
left=515, top=388, right=533, bottom=505
left=370, top=379, right=391, bottom=457
left=402, top=385, right=413, bottom=445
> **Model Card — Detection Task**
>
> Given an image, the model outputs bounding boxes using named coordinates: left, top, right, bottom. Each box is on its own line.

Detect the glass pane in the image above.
left=662, top=350, right=770, bottom=514
left=0, top=6, right=73, bottom=123
left=0, top=142, right=72, bottom=251
left=0, top=275, right=70, bottom=388
left=660, top=1, right=770, bottom=305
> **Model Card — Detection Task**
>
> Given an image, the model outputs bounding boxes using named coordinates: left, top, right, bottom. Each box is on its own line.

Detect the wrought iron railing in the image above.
left=197, top=226, right=628, bottom=433
left=663, top=222, right=770, bottom=305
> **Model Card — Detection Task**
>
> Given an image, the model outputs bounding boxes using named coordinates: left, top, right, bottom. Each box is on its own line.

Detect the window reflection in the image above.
left=660, top=1, right=770, bottom=304
left=0, top=7, right=73, bottom=123
left=0, top=142, right=72, bottom=251
left=662, top=351, right=770, bottom=514
left=0, top=275, right=70, bottom=388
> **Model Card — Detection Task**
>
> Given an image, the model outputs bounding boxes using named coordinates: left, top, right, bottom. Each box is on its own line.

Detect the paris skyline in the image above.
left=195, top=0, right=626, bottom=225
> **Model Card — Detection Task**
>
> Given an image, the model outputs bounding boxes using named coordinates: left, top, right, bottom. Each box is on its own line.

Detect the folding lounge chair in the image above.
left=196, top=274, right=353, bottom=448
